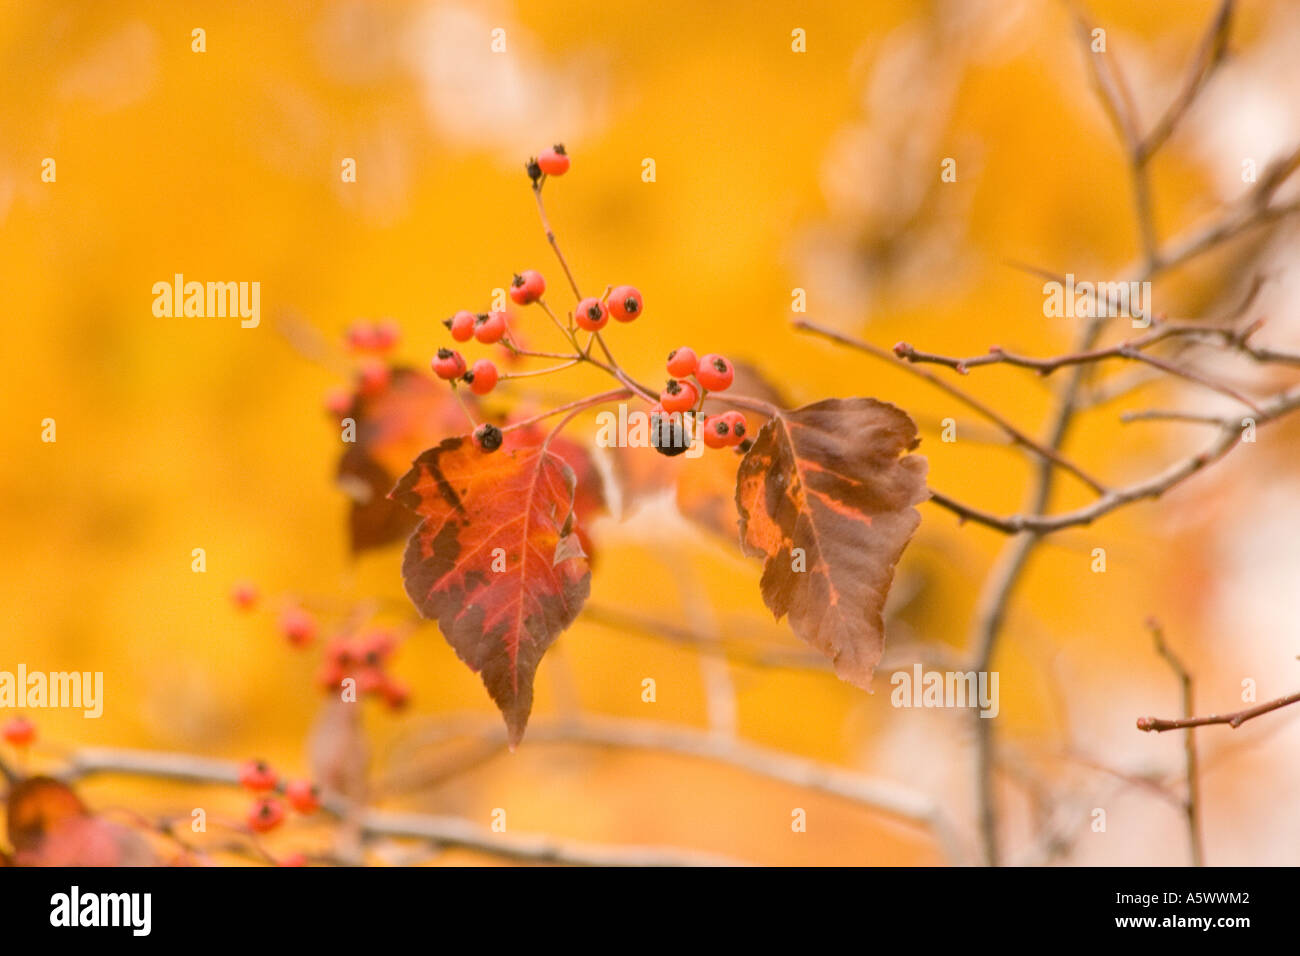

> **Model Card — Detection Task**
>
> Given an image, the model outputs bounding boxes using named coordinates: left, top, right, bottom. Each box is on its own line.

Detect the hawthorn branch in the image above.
left=927, top=384, right=1300, bottom=534
left=792, top=320, right=1110, bottom=495
left=387, top=714, right=967, bottom=865
left=1137, top=690, right=1300, bottom=733
left=57, top=747, right=745, bottom=867
left=1145, top=619, right=1204, bottom=867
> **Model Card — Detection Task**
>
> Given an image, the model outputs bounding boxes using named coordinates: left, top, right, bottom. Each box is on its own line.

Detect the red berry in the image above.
left=700, top=415, right=731, bottom=449
left=467, top=359, right=499, bottom=395
left=284, top=780, right=321, bottom=815
left=660, top=379, right=698, bottom=414
left=695, top=354, right=734, bottom=391
left=509, top=270, right=546, bottom=305
left=448, top=310, right=476, bottom=342
left=324, top=386, right=352, bottom=417
left=357, top=667, right=386, bottom=695
left=358, top=630, right=397, bottom=664
left=345, top=320, right=378, bottom=352
left=720, top=410, right=748, bottom=446
left=356, top=358, right=390, bottom=397
left=238, top=760, right=279, bottom=793
left=608, top=286, right=643, bottom=322
left=666, top=347, right=698, bottom=378
left=474, top=312, right=508, bottom=345
left=2, top=716, right=35, bottom=748
left=473, top=423, right=504, bottom=452
left=373, top=318, right=400, bottom=351
left=278, top=852, right=307, bottom=867
left=280, top=606, right=316, bottom=648
left=247, top=797, right=285, bottom=833
left=229, top=581, right=258, bottom=611
left=575, top=297, right=608, bottom=332
left=537, top=144, right=570, bottom=176
left=381, top=675, right=411, bottom=711
left=432, top=348, right=467, bottom=380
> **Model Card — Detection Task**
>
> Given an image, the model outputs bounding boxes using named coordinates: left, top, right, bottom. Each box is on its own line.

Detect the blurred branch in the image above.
left=792, top=320, right=1110, bottom=494
left=1145, top=619, right=1204, bottom=867
left=927, top=383, right=1300, bottom=534
left=387, top=713, right=968, bottom=865
left=58, top=747, right=743, bottom=867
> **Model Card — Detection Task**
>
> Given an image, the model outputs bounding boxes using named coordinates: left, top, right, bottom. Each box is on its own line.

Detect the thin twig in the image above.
left=792, top=320, right=1110, bottom=495
left=1137, top=690, right=1300, bottom=733
left=1146, top=618, right=1204, bottom=867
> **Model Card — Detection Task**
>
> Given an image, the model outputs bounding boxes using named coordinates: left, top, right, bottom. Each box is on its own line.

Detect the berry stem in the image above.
left=533, top=183, right=583, bottom=301
left=500, top=388, right=633, bottom=434
left=449, top=384, right=479, bottom=428
left=500, top=360, right=581, bottom=380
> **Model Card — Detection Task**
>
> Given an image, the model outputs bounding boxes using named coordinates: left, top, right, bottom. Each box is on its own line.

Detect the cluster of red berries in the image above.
left=238, top=759, right=322, bottom=834
left=2, top=715, right=35, bottom=748
left=316, top=629, right=410, bottom=711
left=655, top=349, right=747, bottom=450
left=344, top=319, right=401, bottom=354
left=231, top=587, right=409, bottom=709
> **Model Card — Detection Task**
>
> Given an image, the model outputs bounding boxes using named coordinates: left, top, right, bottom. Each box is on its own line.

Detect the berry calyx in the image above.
left=720, top=410, right=748, bottom=446
left=660, top=378, right=698, bottom=414
left=432, top=348, right=467, bottom=380
left=473, top=312, right=507, bottom=345
left=695, top=354, right=734, bottom=391
left=2, top=716, right=35, bottom=748
left=280, top=606, right=317, bottom=648
left=537, top=144, right=570, bottom=176
left=650, top=412, right=691, bottom=457
left=608, top=286, right=643, bottom=322
left=284, top=780, right=321, bottom=815
left=525, top=158, right=542, bottom=185
left=666, top=347, right=698, bottom=378
left=473, top=423, right=504, bottom=453
left=229, top=580, right=259, bottom=611
left=700, top=415, right=731, bottom=449
left=448, top=310, right=476, bottom=342
left=510, top=270, right=546, bottom=305
left=575, top=297, right=608, bottom=332
left=247, top=797, right=286, bottom=834
left=238, top=759, right=279, bottom=792
left=467, top=359, right=499, bottom=395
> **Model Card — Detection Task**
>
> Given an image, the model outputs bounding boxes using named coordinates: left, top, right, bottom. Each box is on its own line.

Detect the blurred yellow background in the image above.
left=3, top=0, right=1298, bottom=865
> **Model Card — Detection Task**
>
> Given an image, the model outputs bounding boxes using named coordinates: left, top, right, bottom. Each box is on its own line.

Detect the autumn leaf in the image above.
left=391, top=435, right=590, bottom=746
left=336, top=366, right=475, bottom=554
left=6, top=776, right=158, bottom=866
left=735, top=398, right=928, bottom=687
left=504, top=419, right=608, bottom=563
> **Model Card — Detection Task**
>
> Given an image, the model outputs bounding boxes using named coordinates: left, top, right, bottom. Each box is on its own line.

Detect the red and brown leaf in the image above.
left=6, top=776, right=158, bottom=866
left=391, top=436, right=590, bottom=746
left=505, top=422, right=607, bottom=562
left=336, top=366, right=474, bottom=554
left=735, top=398, right=928, bottom=687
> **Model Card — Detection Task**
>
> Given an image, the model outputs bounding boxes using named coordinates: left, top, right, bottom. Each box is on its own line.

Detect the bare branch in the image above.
left=58, top=746, right=745, bottom=867
left=1146, top=619, right=1204, bottom=867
